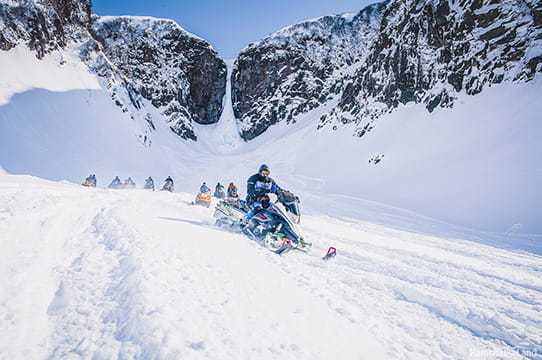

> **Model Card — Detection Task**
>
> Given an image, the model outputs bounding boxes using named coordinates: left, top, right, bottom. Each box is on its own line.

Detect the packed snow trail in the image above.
left=1, top=174, right=541, bottom=359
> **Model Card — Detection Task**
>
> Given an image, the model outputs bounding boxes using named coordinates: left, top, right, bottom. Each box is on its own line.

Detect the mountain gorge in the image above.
left=1, top=0, right=540, bottom=141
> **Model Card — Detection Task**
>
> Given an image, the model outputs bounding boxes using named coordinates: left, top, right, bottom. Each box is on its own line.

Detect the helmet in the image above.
left=259, top=164, right=270, bottom=177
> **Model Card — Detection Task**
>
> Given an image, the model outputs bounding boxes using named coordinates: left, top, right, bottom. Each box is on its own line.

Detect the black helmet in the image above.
left=259, top=164, right=270, bottom=176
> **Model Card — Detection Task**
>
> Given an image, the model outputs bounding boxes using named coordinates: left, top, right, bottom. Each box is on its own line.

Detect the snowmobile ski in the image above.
left=322, top=247, right=337, bottom=260
left=274, top=242, right=294, bottom=255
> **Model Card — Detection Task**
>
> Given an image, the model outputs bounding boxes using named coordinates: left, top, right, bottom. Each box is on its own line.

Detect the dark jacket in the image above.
left=246, top=173, right=280, bottom=205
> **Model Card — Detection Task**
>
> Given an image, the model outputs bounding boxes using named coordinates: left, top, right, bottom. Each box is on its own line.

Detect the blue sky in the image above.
left=91, top=0, right=375, bottom=59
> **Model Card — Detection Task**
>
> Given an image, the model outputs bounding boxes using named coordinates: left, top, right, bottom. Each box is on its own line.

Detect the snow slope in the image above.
left=0, top=46, right=101, bottom=106
left=1, top=174, right=540, bottom=359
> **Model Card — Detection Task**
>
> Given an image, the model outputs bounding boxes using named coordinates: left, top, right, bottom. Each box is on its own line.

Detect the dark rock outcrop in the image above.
left=232, top=5, right=385, bottom=140
left=87, top=17, right=227, bottom=140
left=0, top=0, right=91, bottom=57
left=1, top=1, right=227, bottom=142
left=233, top=0, right=542, bottom=140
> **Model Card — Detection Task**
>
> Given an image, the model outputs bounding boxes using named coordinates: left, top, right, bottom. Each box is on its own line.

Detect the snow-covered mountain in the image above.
left=233, top=0, right=541, bottom=139
left=83, top=16, right=226, bottom=142
left=1, top=0, right=226, bottom=142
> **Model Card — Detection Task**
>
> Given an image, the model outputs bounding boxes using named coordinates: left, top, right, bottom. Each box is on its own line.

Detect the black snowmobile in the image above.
left=214, top=185, right=226, bottom=199
left=108, top=176, right=122, bottom=189
left=144, top=177, right=155, bottom=190
left=161, top=178, right=174, bottom=192
left=214, top=190, right=310, bottom=254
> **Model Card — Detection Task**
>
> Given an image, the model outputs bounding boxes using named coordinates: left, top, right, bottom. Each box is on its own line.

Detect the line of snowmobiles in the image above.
left=82, top=175, right=175, bottom=191
left=82, top=174, right=333, bottom=258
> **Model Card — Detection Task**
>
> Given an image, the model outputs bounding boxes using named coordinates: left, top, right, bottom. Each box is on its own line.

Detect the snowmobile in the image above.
left=122, top=178, right=136, bottom=189
left=108, top=177, right=122, bottom=189
left=214, top=186, right=225, bottom=199
left=214, top=190, right=310, bottom=254
left=144, top=178, right=155, bottom=190
left=225, top=184, right=241, bottom=207
left=81, top=175, right=96, bottom=187
left=161, top=179, right=174, bottom=192
left=194, top=191, right=212, bottom=208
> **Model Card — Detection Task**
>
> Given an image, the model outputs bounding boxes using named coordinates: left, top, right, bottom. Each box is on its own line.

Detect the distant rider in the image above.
left=145, top=176, right=155, bottom=190
left=227, top=182, right=239, bottom=198
left=200, top=182, right=211, bottom=194
left=163, top=176, right=174, bottom=191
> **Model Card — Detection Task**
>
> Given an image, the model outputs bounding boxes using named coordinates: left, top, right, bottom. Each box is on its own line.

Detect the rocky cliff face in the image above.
left=85, top=16, right=226, bottom=141
left=1, top=0, right=227, bottom=142
left=231, top=5, right=386, bottom=140
left=233, top=0, right=542, bottom=140
left=0, top=0, right=91, bottom=57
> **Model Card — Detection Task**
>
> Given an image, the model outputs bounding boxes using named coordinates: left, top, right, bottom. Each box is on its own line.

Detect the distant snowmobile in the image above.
left=122, top=177, right=136, bottom=189
left=161, top=177, right=174, bottom=192
left=225, top=183, right=240, bottom=207
left=214, top=183, right=225, bottom=199
left=108, top=176, right=122, bottom=189
left=144, top=177, right=155, bottom=190
left=81, top=174, right=96, bottom=187
left=214, top=189, right=310, bottom=254
left=194, top=182, right=212, bottom=206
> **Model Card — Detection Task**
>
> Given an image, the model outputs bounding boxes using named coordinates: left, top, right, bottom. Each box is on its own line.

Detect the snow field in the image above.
left=0, top=175, right=385, bottom=359
left=1, top=174, right=541, bottom=359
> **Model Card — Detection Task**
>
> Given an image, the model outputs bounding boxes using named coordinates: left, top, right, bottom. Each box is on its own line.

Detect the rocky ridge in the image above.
left=84, top=16, right=226, bottom=142
left=233, top=0, right=542, bottom=140
left=0, top=0, right=227, bottom=142
left=0, top=0, right=91, bottom=57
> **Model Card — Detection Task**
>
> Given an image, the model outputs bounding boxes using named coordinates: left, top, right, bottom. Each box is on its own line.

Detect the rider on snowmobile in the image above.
left=200, top=182, right=211, bottom=194
left=162, top=176, right=174, bottom=191
left=227, top=182, right=239, bottom=198
left=144, top=176, right=155, bottom=190
left=245, top=164, right=281, bottom=220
